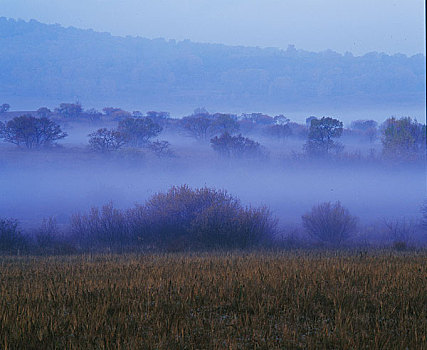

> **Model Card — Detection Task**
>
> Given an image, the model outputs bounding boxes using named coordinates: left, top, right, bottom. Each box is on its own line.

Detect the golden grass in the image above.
left=0, top=252, right=425, bottom=349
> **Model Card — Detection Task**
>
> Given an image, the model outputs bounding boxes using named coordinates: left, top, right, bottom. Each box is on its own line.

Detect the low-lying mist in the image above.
left=1, top=147, right=424, bottom=226
left=1, top=116, right=426, bottom=251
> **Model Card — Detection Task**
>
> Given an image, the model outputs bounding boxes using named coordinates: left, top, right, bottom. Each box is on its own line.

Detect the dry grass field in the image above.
left=0, top=252, right=426, bottom=349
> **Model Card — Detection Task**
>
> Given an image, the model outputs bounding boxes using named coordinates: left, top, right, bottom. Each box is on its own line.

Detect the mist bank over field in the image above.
left=0, top=110, right=425, bottom=232
left=0, top=17, right=425, bottom=115
left=0, top=147, right=424, bottom=229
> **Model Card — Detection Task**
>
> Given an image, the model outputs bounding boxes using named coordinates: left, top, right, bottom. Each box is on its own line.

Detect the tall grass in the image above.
left=0, top=252, right=425, bottom=349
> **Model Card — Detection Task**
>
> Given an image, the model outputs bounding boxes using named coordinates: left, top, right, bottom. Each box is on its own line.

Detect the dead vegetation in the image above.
left=0, top=252, right=425, bottom=349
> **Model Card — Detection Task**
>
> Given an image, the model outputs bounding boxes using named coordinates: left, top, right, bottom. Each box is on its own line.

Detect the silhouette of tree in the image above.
left=181, top=116, right=213, bottom=140
left=211, top=132, right=263, bottom=159
left=55, top=102, right=82, bottom=118
left=304, top=117, right=343, bottom=156
left=88, top=128, right=127, bottom=152
left=118, top=117, right=162, bottom=147
left=211, top=114, right=240, bottom=135
left=0, top=115, right=67, bottom=149
left=381, top=117, right=426, bottom=160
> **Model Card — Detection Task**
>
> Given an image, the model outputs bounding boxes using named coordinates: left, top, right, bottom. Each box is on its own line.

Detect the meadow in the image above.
left=0, top=251, right=425, bottom=349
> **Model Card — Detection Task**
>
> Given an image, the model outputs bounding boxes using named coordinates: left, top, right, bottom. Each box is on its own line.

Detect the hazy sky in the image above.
left=1, top=0, right=425, bottom=55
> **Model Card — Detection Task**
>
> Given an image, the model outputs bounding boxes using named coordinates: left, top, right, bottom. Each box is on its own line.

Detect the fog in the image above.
left=0, top=3, right=425, bottom=249
left=1, top=124, right=424, bottom=234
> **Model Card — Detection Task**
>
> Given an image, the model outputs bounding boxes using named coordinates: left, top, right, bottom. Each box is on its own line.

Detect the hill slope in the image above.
left=0, top=17, right=425, bottom=111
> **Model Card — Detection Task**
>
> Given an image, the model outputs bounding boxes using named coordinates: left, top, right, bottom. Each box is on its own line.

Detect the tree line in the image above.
left=1, top=103, right=425, bottom=162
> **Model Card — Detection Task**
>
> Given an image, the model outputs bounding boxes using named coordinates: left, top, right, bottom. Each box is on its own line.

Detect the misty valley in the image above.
left=0, top=104, right=425, bottom=253
left=0, top=6, right=426, bottom=349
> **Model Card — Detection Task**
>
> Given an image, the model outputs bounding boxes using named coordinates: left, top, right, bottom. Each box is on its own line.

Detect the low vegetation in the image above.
left=0, top=252, right=425, bottom=349
left=71, top=185, right=276, bottom=251
left=302, top=201, right=358, bottom=245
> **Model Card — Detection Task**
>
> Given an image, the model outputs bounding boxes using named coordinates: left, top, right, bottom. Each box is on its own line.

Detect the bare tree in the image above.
left=302, top=201, right=357, bottom=245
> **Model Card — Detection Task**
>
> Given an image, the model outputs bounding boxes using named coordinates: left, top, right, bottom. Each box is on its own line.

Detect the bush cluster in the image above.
left=71, top=185, right=277, bottom=251
left=302, top=201, right=358, bottom=245
left=0, top=218, right=28, bottom=253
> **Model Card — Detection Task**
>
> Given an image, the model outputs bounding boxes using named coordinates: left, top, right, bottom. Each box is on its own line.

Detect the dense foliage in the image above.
left=304, top=117, right=343, bottom=157
left=117, top=117, right=162, bottom=147
left=381, top=117, right=426, bottom=160
left=211, top=132, right=264, bottom=159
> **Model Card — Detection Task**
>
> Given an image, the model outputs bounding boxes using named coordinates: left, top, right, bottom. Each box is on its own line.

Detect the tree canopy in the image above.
left=0, top=115, right=67, bottom=149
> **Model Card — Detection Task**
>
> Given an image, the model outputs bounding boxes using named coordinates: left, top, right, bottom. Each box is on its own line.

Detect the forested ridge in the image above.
left=0, top=17, right=425, bottom=109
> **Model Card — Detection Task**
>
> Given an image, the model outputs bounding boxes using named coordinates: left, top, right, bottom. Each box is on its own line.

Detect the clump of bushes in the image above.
left=0, top=218, right=28, bottom=253
left=71, top=185, right=277, bottom=251
left=71, top=203, right=133, bottom=251
left=35, top=217, right=76, bottom=255
left=383, top=218, right=415, bottom=251
left=302, top=201, right=358, bottom=245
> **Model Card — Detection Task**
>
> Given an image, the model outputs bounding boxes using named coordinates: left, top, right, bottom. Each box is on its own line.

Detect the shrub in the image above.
left=71, top=203, right=131, bottom=250
left=0, top=218, right=28, bottom=253
left=131, top=185, right=276, bottom=250
left=35, top=217, right=76, bottom=255
left=302, top=201, right=357, bottom=245
left=383, top=219, right=415, bottom=247
left=392, top=241, right=408, bottom=252
left=71, top=186, right=277, bottom=251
